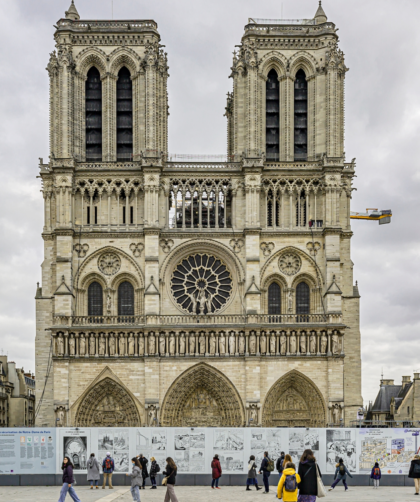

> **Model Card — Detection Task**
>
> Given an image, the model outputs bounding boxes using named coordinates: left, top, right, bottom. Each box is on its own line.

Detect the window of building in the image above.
left=85, top=67, right=102, bottom=161
left=296, top=190, right=307, bottom=227
left=87, top=206, right=91, bottom=225
left=94, top=206, right=98, bottom=225
left=130, top=206, right=134, bottom=224
left=294, top=69, right=307, bottom=160
left=266, top=69, right=280, bottom=161
left=123, top=206, right=126, bottom=225
left=296, top=282, right=310, bottom=315
left=118, top=281, right=134, bottom=316
left=268, top=283, right=281, bottom=315
left=117, top=67, right=133, bottom=160
left=88, top=282, right=103, bottom=316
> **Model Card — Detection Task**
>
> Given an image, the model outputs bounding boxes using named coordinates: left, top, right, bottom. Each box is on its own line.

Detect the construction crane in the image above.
left=350, top=208, right=392, bottom=225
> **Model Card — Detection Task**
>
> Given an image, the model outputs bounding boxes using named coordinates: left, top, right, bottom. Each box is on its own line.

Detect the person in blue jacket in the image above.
left=370, top=462, right=381, bottom=489
left=328, top=458, right=353, bottom=491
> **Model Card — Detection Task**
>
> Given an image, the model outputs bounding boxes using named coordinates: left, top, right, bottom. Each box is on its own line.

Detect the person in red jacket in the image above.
left=211, top=454, right=222, bottom=489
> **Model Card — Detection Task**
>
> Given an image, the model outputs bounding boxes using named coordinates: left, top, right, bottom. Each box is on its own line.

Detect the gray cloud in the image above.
left=0, top=0, right=418, bottom=404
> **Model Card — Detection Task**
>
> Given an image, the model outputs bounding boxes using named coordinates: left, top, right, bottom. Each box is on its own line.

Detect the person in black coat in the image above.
left=137, top=453, right=149, bottom=489
left=408, top=454, right=420, bottom=495
left=163, top=457, right=179, bottom=502
left=58, top=456, right=81, bottom=502
left=276, top=452, right=285, bottom=480
left=258, top=451, right=271, bottom=493
left=297, top=449, right=322, bottom=501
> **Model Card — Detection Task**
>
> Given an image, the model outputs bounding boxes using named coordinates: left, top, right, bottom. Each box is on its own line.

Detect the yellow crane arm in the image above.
left=350, top=209, right=392, bottom=224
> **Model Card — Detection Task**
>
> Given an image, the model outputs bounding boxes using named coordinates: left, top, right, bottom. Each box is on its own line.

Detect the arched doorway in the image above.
left=75, top=377, right=141, bottom=427
left=160, top=363, right=244, bottom=427
left=262, top=370, right=326, bottom=427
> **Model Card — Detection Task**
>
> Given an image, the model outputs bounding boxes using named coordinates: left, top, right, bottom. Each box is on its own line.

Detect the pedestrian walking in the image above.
left=211, top=454, right=222, bottom=489
left=259, top=450, right=273, bottom=493
left=408, top=454, right=420, bottom=495
left=87, top=453, right=100, bottom=489
left=328, top=458, right=353, bottom=492
left=297, top=449, right=322, bottom=502
left=150, top=456, right=160, bottom=489
left=370, top=462, right=381, bottom=489
left=163, top=457, right=179, bottom=502
left=102, top=452, right=115, bottom=489
left=277, top=461, right=301, bottom=502
left=246, top=455, right=262, bottom=491
left=276, top=452, right=285, bottom=480
left=138, top=454, right=149, bottom=489
left=58, top=456, right=81, bottom=502
left=126, top=457, right=142, bottom=502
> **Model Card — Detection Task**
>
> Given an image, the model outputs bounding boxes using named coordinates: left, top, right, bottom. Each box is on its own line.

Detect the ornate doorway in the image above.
left=75, top=377, right=141, bottom=427
left=160, top=363, right=244, bottom=427
left=262, top=370, right=326, bottom=427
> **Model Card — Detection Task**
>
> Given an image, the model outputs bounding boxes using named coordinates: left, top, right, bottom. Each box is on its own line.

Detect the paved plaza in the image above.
left=1, top=486, right=419, bottom=502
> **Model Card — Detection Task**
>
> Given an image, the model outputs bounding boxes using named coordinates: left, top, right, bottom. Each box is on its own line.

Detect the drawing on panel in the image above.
left=218, top=452, right=244, bottom=472
left=326, top=430, right=356, bottom=472
left=174, top=451, right=189, bottom=472
left=359, top=439, right=387, bottom=472
left=391, top=438, right=404, bottom=454
left=288, top=430, right=319, bottom=465
left=190, top=432, right=205, bottom=449
left=175, top=433, right=190, bottom=450
left=214, top=430, right=244, bottom=451
left=114, top=450, right=130, bottom=472
left=114, top=431, right=129, bottom=450
left=63, top=436, right=87, bottom=470
left=190, top=450, right=205, bottom=472
left=251, top=430, right=267, bottom=450
left=136, top=430, right=151, bottom=450
left=151, top=430, right=167, bottom=450
left=98, top=431, right=113, bottom=451
left=266, top=429, right=283, bottom=461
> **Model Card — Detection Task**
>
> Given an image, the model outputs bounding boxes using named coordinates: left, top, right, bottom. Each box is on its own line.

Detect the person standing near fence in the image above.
left=276, top=452, right=285, bottom=481
left=328, top=458, right=352, bottom=492
left=102, top=452, right=115, bottom=489
left=408, top=454, right=420, bottom=495
left=150, top=456, right=159, bottom=489
left=297, top=449, right=322, bottom=502
left=138, top=454, right=149, bottom=489
left=211, top=454, right=222, bottom=489
left=370, top=462, right=381, bottom=489
left=163, top=457, right=179, bottom=502
left=58, top=456, right=81, bottom=502
left=126, top=457, right=142, bottom=502
left=259, top=451, right=272, bottom=494
left=246, top=455, right=262, bottom=491
left=87, top=453, right=100, bottom=489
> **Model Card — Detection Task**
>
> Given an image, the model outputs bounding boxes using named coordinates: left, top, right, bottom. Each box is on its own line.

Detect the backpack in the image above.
left=105, top=457, right=112, bottom=470
left=374, top=467, right=380, bottom=477
left=339, top=464, right=345, bottom=474
left=267, top=459, right=274, bottom=472
left=413, top=463, right=420, bottom=474
left=155, top=463, right=160, bottom=473
left=284, top=474, right=297, bottom=492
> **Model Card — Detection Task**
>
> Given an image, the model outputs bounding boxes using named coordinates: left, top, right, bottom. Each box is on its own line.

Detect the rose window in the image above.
left=171, top=254, right=233, bottom=314
left=98, top=253, right=121, bottom=276
left=278, top=253, right=301, bottom=276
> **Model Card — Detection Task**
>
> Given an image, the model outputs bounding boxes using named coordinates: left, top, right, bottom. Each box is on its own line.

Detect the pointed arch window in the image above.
left=88, top=282, right=103, bottom=316
left=294, top=69, right=308, bottom=160
left=118, top=281, right=134, bottom=316
left=86, top=67, right=102, bottom=161
left=296, top=282, right=310, bottom=316
left=268, top=283, right=281, bottom=316
left=117, top=67, right=133, bottom=160
left=266, top=69, right=280, bottom=161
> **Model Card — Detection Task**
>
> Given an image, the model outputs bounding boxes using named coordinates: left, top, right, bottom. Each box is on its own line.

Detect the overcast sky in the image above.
left=0, top=0, right=419, bottom=407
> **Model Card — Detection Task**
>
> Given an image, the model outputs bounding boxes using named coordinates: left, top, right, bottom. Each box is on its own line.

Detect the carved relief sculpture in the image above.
left=229, top=333, right=236, bottom=354
left=279, top=253, right=302, bottom=276
left=321, top=333, right=328, bottom=354
left=310, top=333, right=316, bottom=354
left=239, top=334, right=245, bottom=354
left=199, top=333, right=205, bottom=354
left=209, top=334, right=216, bottom=355
left=159, top=335, right=165, bottom=355
left=219, top=334, right=225, bottom=355
left=99, top=336, right=105, bottom=356
left=89, top=336, right=95, bottom=356
left=300, top=334, right=306, bottom=354
left=149, top=334, right=155, bottom=355
left=249, top=334, right=256, bottom=354
left=270, top=333, right=276, bottom=354
left=332, top=332, right=340, bottom=355
left=290, top=334, right=297, bottom=354
left=139, top=336, right=145, bottom=356
left=57, top=336, right=64, bottom=356
left=169, top=334, right=175, bottom=355
left=260, top=334, right=266, bottom=354
left=109, top=335, right=116, bottom=356
left=98, top=252, right=121, bottom=275
left=79, top=335, right=86, bottom=356
left=106, top=295, right=112, bottom=314
left=69, top=337, right=75, bottom=356
left=179, top=333, right=186, bottom=354
left=128, top=334, right=135, bottom=356
left=280, top=334, right=286, bottom=355
left=119, top=335, right=125, bottom=356
left=148, top=405, right=158, bottom=426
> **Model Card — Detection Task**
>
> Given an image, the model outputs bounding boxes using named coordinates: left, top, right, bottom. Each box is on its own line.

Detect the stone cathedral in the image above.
left=35, top=1, right=362, bottom=428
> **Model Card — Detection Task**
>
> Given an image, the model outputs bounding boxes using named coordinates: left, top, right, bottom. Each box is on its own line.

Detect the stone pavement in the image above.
left=1, top=486, right=419, bottom=502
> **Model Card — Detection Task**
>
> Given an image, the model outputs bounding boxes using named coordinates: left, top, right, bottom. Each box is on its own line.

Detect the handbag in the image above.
left=162, top=476, right=168, bottom=486
left=315, top=461, right=326, bottom=498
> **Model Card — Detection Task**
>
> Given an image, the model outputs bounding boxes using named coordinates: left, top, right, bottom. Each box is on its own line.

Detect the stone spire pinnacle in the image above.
left=314, top=1, right=327, bottom=24
left=65, top=0, right=80, bottom=21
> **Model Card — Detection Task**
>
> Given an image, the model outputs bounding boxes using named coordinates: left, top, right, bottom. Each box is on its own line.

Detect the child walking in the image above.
left=277, top=462, right=301, bottom=501
left=370, top=462, right=381, bottom=488
left=246, top=455, right=262, bottom=491
left=328, top=458, right=353, bottom=491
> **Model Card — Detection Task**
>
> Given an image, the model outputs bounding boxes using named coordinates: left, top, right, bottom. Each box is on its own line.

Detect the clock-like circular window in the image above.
left=170, top=254, right=233, bottom=314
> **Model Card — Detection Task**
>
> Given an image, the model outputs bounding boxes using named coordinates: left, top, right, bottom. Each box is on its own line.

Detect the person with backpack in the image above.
left=408, top=454, right=420, bottom=495
left=211, top=454, right=222, bottom=489
left=102, top=452, right=115, bottom=489
left=277, top=461, right=301, bottom=501
left=259, top=451, right=273, bottom=493
left=276, top=452, right=285, bottom=480
left=370, top=462, right=381, bottom=488
left=149, top=456, right=160, bottom=489
left=126, top=457, right=142, bottom=502
left=137, top=454, right=149, bottom=489
left=328, top=458, right=353, bottom=492
left=246, top=455, right=262, bottom=491
left=297, top=449, right=322, bottom=502
left=58, top=456, right=81, bottom=502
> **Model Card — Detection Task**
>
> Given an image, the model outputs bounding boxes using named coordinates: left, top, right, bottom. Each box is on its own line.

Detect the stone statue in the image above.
left=249, top=405, right=258, bottom=424
left=197, top=289, right=207, bottom=315
left=148, top=405, right=157, bottom=426
left=206, top=293, right=213, bottom=313
left=107, top=294, right=112, bottom=313
left=219, top=334, right=225, bottom=355
left=209, top=334, right=216, bottom=355
left=310, top=333, right=316, bottom=354
left=179, top=333, right=186, bottom=354
left=57, top=336, right=64, bottom=356
left=300, top=335, right=306, bottom=354
left=149, top=334, right=155, bottom=355
left=128, top=334, right=134, bottom=356
left=199, top=334, right=205, bottom=354
left=288, top=290, right=293, bottom=312
left=332, top=404, right=341, bottom=424
left=159, top=335, right=165, bottom=355
left=189, top=334, right=195, bottom=354
left=89, top=336, right=95, bottom=355
left=169, top=334, right=175, bottom=355
left=119, top=335, right=125, bottom=355
left=290, top=334, right=296, bottom=354
left=260, top=334, right=266, bottom=354
left=321, top=333, right=328, bottom=354
left=229, top=333, right=236, bottom=354
left=139, top=336, right=145, bottom=356
left=79, top=335, right=86, bottom=356
left=249, top=334, right=256, bottom=354
left=55, top=407, right=66, bottom=427
left=239, top=334, right=245, bottom=354
left=69, top=337, right=75, bottom=356
left=332, top=333, right=340, bottom=355
left=99, top=336, right=105, bottom=356
left=270, top=334, right=276, bottom=354
left=189, top=292, right=197, bottom=314
left=109, top=335, right=115, bottom=356
left=280, top=334, right=286, bottom=355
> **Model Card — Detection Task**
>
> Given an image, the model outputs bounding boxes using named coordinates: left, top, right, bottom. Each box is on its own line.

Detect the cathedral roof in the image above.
left=65, top=1, right=80, bottom=21
left=314, top=1, right=327, bottom=24
left=372, top=383, right=402, bottom=412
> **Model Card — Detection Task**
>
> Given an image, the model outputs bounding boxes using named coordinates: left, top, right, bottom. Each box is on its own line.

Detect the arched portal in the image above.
left=160, top=363, right=244, bottom=427
left=262, top=370, right=326, bottom=427
left=75, top=377, right=141, bottom=427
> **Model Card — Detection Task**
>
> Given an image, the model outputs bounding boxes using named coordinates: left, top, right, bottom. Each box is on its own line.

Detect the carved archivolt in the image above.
left=262, top=370, right=326, bottom=427
left=160, top=363, right=244, bottom=427
left=75, top=377, right=141, bottom=427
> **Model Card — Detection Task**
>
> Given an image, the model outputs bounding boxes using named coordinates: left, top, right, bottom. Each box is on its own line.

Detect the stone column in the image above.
left=95, top=333, right=99, bottom=358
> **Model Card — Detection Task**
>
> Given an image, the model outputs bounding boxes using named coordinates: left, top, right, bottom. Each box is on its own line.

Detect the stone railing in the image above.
left=164, top=162, right=240, bottom=170
left=57, top=19, right=158, bottom=32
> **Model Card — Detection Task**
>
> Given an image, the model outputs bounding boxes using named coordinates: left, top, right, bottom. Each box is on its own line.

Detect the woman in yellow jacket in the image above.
left=277, top=463, right=301, bottom=502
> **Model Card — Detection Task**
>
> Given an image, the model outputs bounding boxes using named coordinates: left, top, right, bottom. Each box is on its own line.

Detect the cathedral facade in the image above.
left=35, top=1, right=362, bottom=428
